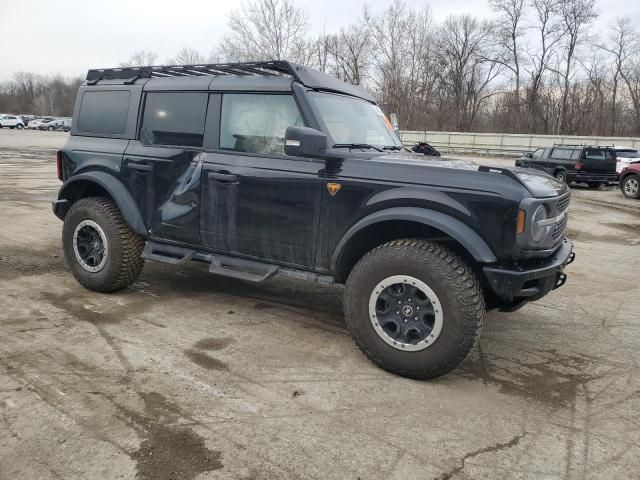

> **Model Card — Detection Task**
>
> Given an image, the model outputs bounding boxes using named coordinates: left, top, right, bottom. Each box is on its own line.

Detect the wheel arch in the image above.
left=331, top=207, right=497, bottom=282
left=54, top=172, right=147, bottom=235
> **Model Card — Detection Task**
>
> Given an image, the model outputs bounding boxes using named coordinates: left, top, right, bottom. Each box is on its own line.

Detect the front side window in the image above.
left=532, top=148, right=543, bottom=159
left=308, top=92, right=401, bottom=148
left=220, top=94, right=304, bottom=155
left=141, top=92, right=207, bottom=147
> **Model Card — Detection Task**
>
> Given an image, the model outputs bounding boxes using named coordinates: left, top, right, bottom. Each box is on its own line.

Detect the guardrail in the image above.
left=400, top=130, right=640, bottom=156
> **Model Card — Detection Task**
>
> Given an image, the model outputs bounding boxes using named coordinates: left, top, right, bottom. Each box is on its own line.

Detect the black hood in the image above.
left=365, top=152, right=567, bottom=198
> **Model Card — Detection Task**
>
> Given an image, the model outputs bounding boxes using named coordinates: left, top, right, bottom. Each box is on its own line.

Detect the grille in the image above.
left=552, top=213, right=568, bottom=241
left=556, top=193, right=571, bottom=214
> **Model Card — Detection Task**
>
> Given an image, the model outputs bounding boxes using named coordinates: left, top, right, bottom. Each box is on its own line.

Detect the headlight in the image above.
left=531, top=205, right=549, bottom=242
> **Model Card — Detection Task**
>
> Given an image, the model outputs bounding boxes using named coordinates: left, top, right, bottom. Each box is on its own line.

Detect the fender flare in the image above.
left=54, top=171, right=147, bottom=235
left=331, top=207, right=497, bottom=272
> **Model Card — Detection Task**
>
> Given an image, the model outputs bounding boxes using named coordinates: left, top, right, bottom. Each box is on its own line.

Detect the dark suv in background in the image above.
left=516, top=144, right=617, bottom=188
left=52, top=61, right=575, bottom=379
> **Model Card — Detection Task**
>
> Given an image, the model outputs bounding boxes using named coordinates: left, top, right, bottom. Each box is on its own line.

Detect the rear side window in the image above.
left=77, top=91, right=131, bottom=134
left=141, top=92, right=207, bottom=147
left=551, top=148, right=574, bottom=160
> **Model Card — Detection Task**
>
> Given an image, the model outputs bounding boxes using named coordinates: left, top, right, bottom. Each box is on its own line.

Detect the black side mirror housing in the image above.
left=524, top=152, right=533, bottom=158
left=285, top=126, right=329, bottom=158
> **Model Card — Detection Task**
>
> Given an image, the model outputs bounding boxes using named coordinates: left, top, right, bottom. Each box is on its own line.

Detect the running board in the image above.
left=142, top=242, right=195, bottom=264
left=142, top=240, right=333, bottom=284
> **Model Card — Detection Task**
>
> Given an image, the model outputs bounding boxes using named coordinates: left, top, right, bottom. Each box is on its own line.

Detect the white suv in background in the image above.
left=0, top=115, right=25, bottom=129
left=615, top=147, right=640, bottom=174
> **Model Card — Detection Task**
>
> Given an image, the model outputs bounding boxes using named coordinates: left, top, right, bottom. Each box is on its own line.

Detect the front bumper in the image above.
left=484, top=239, right=574, bottom=310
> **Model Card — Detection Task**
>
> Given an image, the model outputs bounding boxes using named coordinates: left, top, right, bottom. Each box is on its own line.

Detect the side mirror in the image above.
left=524, top=152, right=533, bottom=158
left=285, top=126, right=329, bottom=158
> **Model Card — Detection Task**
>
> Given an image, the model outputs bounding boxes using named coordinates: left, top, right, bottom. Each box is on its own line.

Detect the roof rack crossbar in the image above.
left=85, top=61, right=302, bottom=83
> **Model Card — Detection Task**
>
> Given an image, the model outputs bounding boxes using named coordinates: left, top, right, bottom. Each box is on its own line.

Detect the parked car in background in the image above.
left=0, top=115, right=25, bottom=129
left=619, top=163, right=640, bottom=199
left=38, top=118, right=71, bottom=132
left=515, top=144, right=617, bottom=188
left=615, top=147, right=640, bottom=175
left=28, top=117, right=56, bottom=129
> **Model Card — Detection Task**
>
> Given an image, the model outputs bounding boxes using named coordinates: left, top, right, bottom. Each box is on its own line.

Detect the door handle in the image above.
left=127, top=163, right=153, bottom=172
left=208, top=171, right=239, bottom=183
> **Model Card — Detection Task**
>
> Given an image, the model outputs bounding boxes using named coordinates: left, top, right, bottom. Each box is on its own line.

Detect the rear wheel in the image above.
left=344, top=239, right=485, bottom=379
left=62, top=197, right=145, bottom=292
left=621, top=174, right=640, bottom=199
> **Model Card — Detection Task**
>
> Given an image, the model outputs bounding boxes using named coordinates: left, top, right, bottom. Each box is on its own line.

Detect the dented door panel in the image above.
left=122, top=141, right=202, bottom=245
left=200, top=153, right=324, bottom=268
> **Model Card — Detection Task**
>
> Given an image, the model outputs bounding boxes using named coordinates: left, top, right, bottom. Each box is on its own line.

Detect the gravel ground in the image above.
left=1, top=129, right=640, bottom=480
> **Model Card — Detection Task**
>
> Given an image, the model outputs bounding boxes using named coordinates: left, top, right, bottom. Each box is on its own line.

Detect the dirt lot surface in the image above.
left=1, top=129, right=640, bottom=479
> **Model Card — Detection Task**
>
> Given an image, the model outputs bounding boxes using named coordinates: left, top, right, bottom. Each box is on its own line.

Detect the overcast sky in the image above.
left=1, top=0, right=639, bottom=80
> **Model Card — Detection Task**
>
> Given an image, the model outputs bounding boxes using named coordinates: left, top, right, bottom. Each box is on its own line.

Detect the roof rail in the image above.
left=86, top=60, right=303, bottom=85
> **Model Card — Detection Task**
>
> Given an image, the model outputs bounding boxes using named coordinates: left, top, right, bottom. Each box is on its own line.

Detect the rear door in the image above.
left=547, top=147, right=576, bottom=173
left=581, top=148, right=617, bottom=174
left=122, top=91, right=209, bottom=245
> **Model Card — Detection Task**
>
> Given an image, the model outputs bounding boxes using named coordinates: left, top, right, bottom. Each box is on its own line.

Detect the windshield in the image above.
left=308, top=92, right=402, bottom=148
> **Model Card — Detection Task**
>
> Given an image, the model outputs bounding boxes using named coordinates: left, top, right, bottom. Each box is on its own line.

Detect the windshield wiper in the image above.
left=382, top=145, right=403, bottom=151
left=333, top=143, right=384, bottom=152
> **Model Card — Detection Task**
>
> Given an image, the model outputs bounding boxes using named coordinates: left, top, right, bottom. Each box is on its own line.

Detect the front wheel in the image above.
left=16, top=124, right=23, bottom=130
left=48, top=126, right=54, bottom=131
left=62, top=197, right=145, bottom=292
left=344, top=239, right=485, bottom=379
left=621, top=174, right=640, bottom=199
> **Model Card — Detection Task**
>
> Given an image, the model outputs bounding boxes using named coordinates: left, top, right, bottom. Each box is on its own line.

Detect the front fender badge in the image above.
left=327, top=182, right=341, bottom=196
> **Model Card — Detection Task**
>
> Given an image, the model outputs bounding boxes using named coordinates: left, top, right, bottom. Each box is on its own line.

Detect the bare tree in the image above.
left=597, top=18, right=637, bottom=134
left=119, top=50, right=159, bottom=67
left=525, top=0, right=565, bottom=132
left=169, top=47, right=206, bottom=65
left=221, top=0, right=309, bottom=63
left=435, top=15, right=503, bottom=130
left=556, top=0, right=597, bottom=133
left=490, top=0, right=527, bottom=126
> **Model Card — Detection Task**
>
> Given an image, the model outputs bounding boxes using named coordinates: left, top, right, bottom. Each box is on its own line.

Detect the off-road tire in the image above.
left=344, top=239, right=485, bottom=379
left=621, top=174, right=640, bottom=199
left=62, top=197, right=145, bottom=292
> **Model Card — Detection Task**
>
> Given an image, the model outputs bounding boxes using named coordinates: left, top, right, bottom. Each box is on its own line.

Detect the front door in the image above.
left=122, top=91, right=209, bottom=245
left=200, top=92, right=323, bottom=268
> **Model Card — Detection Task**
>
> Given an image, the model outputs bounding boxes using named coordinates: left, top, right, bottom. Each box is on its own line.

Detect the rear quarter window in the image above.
left=77, top=90, right=131, bottom=134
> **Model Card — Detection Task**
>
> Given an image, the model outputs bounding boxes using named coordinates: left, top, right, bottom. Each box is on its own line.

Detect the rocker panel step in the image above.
left=142, top=241, right=195, bottom=265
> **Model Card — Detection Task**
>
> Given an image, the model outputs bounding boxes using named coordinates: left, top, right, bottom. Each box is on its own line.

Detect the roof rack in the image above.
left=86, top=60, right=303, bottom=85
left=553, top=143, right=615, bottom=148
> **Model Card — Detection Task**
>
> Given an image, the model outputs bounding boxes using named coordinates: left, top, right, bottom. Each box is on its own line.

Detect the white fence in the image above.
left=400, top=130, right=640, bottom=156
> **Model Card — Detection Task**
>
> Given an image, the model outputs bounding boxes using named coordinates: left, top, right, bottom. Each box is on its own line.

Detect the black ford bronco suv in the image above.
left=515, top=144, right=617, bottom=187
left=53, top=61, right=575, bottom=379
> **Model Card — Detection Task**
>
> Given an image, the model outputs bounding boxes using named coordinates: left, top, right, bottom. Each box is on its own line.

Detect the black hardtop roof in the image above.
left=85, top=60, right=374, bottom=102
